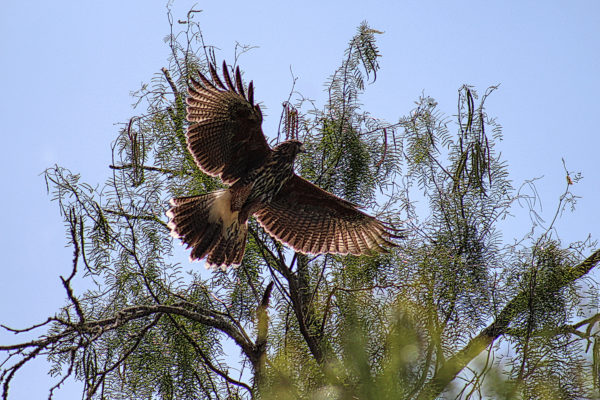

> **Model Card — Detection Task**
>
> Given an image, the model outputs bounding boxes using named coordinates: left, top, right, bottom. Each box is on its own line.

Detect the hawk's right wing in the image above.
left=186, top=61, right=271, bottom=184
left=255, top=175, right=403, bottom=255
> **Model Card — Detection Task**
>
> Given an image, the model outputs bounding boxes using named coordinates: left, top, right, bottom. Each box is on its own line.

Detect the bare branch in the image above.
left=109, top=163, right=192, bottom=177
left=102, top=208, right=168, bottom=230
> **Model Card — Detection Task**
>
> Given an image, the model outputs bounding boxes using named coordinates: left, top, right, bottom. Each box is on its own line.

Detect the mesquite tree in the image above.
left=2, top=8, right=599, bottom=400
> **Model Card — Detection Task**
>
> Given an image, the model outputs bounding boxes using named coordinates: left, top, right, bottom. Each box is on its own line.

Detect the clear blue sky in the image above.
left=1, top=1, right=599, bottom=398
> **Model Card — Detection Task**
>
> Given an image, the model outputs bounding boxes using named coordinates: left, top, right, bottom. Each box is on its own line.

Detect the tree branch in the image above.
left=1, top=303, right=256, bottom=368
left=417, top=248, right=600, bottom=400
left=109, top=163, right=192, bottom=177
left=103, top=208, right=169, bottom=230
left=250, top=228, right=326, bottom=363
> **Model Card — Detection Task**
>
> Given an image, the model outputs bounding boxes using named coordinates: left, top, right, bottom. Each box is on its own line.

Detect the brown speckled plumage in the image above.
left=166, top=61, right=402, bottom=269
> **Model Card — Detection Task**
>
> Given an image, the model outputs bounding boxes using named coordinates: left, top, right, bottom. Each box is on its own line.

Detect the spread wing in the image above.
left=255, top=175, right=403, bottom=255
left=186, top=61, right=271, bottom=184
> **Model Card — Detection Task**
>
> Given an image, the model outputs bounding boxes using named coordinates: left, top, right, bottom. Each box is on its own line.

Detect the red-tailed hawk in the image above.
left=166, top=61, right=402, bottom=268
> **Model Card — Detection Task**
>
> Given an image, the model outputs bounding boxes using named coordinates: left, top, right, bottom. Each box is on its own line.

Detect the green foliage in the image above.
left=2, top=7, right=600, bottom=400
left=298, top=23, right=399, bottom=206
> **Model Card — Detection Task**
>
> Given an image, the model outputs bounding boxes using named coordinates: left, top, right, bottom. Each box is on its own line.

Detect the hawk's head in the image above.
left=273, top=140, right=306, bottom=162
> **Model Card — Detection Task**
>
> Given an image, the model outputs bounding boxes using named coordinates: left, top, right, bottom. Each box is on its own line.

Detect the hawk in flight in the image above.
left=167, top=61, right=402, bottom=268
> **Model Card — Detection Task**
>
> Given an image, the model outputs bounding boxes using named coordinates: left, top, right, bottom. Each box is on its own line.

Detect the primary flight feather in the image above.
left=166, top=61, right=402, bottom=269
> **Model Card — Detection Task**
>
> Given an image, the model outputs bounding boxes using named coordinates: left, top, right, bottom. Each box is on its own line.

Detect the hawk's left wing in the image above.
left=254, top=175, right=402, bottom=255
left=186, top=61, right=271, bottom=184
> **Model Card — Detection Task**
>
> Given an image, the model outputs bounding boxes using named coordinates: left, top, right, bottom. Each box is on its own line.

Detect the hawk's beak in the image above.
left=299, top=144, right=306, bottom=153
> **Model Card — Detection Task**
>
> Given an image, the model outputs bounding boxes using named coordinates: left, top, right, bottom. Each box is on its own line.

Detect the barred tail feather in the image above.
left=206, top=226, right=247, bottom=269
left=166, top=190, right=247, bottom=269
